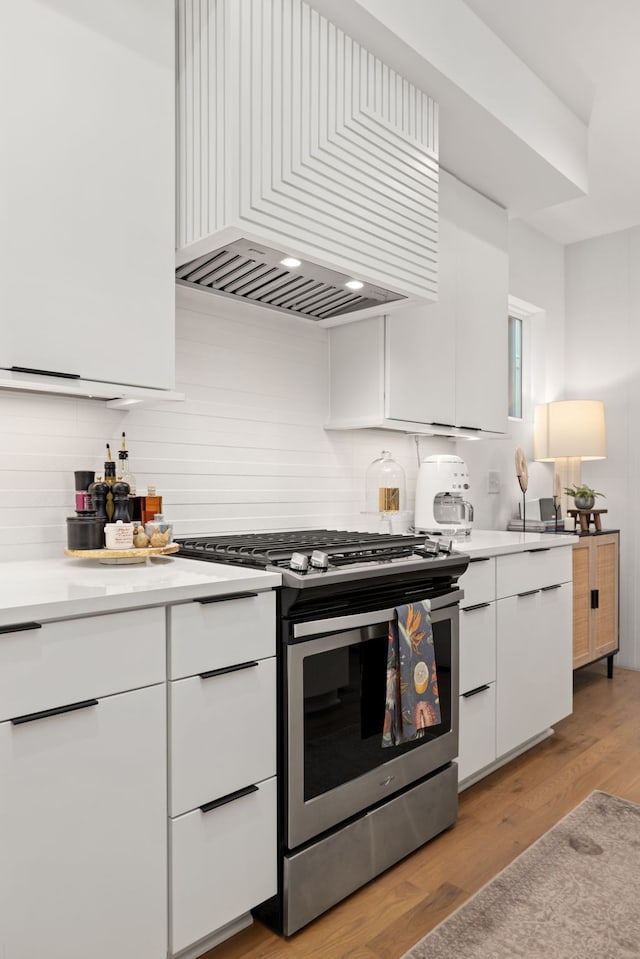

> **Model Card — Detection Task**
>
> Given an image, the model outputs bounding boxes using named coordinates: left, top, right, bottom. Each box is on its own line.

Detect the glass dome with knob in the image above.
left=364, top=451, right=410, bottom=533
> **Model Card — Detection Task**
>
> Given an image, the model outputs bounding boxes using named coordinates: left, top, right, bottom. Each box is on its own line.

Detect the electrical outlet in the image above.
left=488, top=470, right=501, bottom=494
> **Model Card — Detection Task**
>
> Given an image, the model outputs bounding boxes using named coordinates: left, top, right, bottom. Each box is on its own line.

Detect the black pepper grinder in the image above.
left=88, top=475, right=109, bottom=521
left=111, top=479, right=131, bottom=522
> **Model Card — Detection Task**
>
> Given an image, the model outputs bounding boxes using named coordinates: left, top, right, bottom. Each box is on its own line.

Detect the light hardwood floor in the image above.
left=204, top=663, right=640, bottom=959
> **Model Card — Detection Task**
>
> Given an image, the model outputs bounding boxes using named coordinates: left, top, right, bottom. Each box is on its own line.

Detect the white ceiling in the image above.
left=463, top=0, right=640, bottom=245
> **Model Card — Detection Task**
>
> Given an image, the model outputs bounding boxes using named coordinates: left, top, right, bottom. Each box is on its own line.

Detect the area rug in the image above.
left=403, top=791, right=640, bottom=959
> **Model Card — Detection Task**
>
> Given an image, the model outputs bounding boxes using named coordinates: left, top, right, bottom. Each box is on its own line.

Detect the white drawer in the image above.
left=0, top=607, right=165, bottom=723
left=458, top=682, right=496, bottom=783
left=459, top=557, right=495, bottom=607
left=496, top=546, right=572, bottom=599
left=169, top=657, right=276, bottom=817
left=169, top=590, right=275, bottom=679
left=459, top=601, right=496, bottom=693
left=170, top=776, right=277, bottom=955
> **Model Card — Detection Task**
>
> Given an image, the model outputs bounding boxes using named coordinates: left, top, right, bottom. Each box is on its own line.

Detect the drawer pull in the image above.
left=11, top=698, right=99, bottom=726
left=541, top=584, right=562, bottom=592
left=462, top=602, right=491, bottom=612
left=199, top=660, right=259, bottom=680
left=591, top=589, right=599, bottom=609
left=200, top=783, right=259, bottom=813
left=10, top=365, right=81, bottom=380
left=517, top=589, right=540, bottom=598
left=196, top=591, right=259, bottom=605
left=470, top=557, right=491, bottom=564
left=462, top=684, right=491, bottom=698
left=0, top=621, right=42, bottom=635
left=526, top=547, right=551, bottom=553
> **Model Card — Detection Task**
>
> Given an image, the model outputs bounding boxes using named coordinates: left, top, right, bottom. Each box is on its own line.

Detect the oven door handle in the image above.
left=292, top=588, right=463, bottom=640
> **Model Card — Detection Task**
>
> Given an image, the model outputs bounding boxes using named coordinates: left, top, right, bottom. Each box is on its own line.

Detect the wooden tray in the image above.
left=64, top=543, right=179, bottom=564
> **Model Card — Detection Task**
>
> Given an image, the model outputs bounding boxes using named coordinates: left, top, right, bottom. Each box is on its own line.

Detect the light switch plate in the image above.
left=488, top=470, right=501, bottom=494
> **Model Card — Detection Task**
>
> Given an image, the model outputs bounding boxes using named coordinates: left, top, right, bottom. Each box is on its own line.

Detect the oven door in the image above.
left=286, top=591, right=460, bottom=850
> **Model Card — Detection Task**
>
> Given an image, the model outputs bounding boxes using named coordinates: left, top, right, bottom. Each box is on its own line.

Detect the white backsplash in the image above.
left=1, top=289, right=454, bottom=561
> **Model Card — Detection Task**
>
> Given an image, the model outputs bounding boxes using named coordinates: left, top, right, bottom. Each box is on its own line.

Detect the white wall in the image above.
left=458, top=219, right=566, bottom=529
left=565, top=228, right=639, bottom=669
left=0, top=287, right=448, bottom=562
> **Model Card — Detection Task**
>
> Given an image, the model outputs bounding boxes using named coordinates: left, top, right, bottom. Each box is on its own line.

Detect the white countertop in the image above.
left=450, top=529, right=579, bottom=560
left=0, top=556, right=281, bottom=626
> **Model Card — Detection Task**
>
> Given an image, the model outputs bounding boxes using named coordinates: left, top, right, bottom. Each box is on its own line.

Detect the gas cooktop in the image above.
left=175, top=529, right=468, bottom=588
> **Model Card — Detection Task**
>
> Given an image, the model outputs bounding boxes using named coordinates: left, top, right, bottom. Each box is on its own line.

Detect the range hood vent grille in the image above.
left=176, top=240, right=406, bottom=321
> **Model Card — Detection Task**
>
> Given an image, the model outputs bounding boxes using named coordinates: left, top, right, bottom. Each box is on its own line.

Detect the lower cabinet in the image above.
left=458, top=682, right=496, bottom=782
left=458, top=559, right=497, bottom=783
left=170, top=777, right=277, bottom=955
left=496, top=582, right=573, bottom=756
left=167, top=594, right=278, bottom=954
left=0, top=684, right=167, bottom=959
left=572, top=531, right=619, bottom=670
left=457, top=545, right=574, bottom=786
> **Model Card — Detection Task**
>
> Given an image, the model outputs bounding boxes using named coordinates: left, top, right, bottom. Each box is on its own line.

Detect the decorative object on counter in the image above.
left=133, top=524, right=150, bottom=548
left=111, top=479, right=132, bottom=522
left=118, top=431, right=137, bottom=495
left=563, top=483, right=605, bottom=511
left=515, top=446, right=528, bottom=531
left=567, top=507, right=609, bottom=533
left=414, top=454, right=473, bottom=537
left=66, top=515, right=105, bottom=550
left=144, top=513, right=173, bottom=546
left=365, top=452, right=406, bottom=533
left=534, top=399, right=607, bottom=522
left=74, top=470, right=95, bottom=514
left=64, top=543, right=180, bottom=564
left=87, top=475, right=109, bottom=521
left=140, top=485, right=163, bottom=525
left=104, top=521, right=134, bottom=550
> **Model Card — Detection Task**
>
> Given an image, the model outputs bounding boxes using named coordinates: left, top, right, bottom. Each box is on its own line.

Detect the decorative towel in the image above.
left=382, top=600, right=441, bottom=747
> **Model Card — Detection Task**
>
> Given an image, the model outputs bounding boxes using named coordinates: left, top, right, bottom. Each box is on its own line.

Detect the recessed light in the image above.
left=345, top=280, right=364, bottom=290
left=280, top=257, right=302, bottom=268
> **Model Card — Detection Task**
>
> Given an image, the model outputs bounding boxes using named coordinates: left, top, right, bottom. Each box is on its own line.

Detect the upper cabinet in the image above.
left=327, top=172, right=508, bottom=435
left=0, top=2, right=176, bottom=395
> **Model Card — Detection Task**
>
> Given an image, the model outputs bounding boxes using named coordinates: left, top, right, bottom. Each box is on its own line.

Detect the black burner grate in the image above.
left=175, top=528, right=432, bottom=569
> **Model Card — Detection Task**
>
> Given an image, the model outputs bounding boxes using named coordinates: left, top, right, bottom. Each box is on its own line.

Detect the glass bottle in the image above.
left=118, top=432, right=137, bottom=496
left=141, top=485, right=163, bottom=525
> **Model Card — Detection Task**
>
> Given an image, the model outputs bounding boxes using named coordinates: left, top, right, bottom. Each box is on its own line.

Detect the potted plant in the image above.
left=563, top=483, right=605, bottom=510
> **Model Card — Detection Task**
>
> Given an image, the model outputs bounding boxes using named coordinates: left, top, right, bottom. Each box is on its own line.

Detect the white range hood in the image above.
left=175, top=0, right=439, bottom=325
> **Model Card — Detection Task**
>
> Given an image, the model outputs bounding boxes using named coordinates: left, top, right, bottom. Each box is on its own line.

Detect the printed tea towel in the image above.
left=382, top=600, right=441, bottom=747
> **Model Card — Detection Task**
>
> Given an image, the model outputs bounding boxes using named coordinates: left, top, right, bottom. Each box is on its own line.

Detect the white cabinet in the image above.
left=0, top=1, right=175, bottom=393
left=327, top=171, right=508, bottom=435
left=168, top=591, right=278, bottom=953
left=458, top=558, right=497, bottom=783
left=457, top=545, right=574, bottom=787
left=0, top=622, right=166, bottom=959
left=171, top=778, right=277, bottom=955
left=496, top=547, right=573, bottom=757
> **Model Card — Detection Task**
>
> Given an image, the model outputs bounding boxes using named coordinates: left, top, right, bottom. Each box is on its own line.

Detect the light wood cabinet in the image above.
left=572, top=531, right=619, bottom=674
left=327, top=171, right=508, bottom=436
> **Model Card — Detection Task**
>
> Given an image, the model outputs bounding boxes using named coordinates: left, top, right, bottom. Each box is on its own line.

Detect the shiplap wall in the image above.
left=0, top=287, right=448, bottom=561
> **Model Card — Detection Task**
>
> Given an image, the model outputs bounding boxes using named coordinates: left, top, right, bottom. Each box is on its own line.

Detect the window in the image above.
left=508, top=314, right=523, bottom=419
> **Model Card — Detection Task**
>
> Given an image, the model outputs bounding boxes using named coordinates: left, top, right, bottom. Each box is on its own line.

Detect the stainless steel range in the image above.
left=176, top=529, right=469, bottom=935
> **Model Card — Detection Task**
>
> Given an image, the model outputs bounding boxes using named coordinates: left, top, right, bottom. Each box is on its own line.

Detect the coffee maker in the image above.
left=414, top=454, right=474, bottom=536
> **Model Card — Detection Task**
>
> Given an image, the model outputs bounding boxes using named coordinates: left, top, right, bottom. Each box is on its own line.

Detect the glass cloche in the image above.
left=365, top=450, right=406, bottom=515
